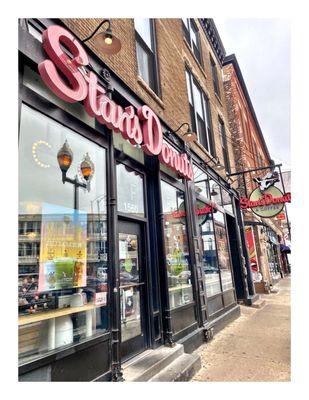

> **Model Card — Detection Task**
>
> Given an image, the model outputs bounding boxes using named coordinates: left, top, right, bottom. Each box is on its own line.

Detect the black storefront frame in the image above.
left=18, top=18, right=254, bottom=381
left=158, top=171, right=199, bottom=344
left=114, top=155, right=161, bottom=358
left=189, top=155, right=253, bottom=308
left=17, top=29, right=169, bottom=379
left=18, top=78, right=115, bottom=380
left=190, top=166, right=238, bottom=321
left=17, top=62, right=168, bottom=380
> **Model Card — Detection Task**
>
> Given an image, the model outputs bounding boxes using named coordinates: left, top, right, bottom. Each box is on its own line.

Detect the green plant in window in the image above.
left=172, top=247, right=184, bottom=276
left=124, top=257, right=132, bottom=273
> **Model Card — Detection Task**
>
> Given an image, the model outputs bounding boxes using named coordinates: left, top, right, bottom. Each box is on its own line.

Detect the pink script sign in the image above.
left=38, top=25, right=194, bottom=180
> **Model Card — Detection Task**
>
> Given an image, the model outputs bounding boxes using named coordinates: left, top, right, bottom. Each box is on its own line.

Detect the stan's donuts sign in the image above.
left=38, top=25, right=194, bottom=180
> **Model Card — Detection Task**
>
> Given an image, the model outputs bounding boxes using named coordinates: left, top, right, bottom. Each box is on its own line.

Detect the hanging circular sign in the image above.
left=240, top=186, right=291, bottom=218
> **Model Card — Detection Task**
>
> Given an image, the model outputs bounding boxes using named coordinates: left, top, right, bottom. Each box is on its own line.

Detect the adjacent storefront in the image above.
left=240, top=170, right=291, bottom=291
left=18, top=20, right=249, bottom=381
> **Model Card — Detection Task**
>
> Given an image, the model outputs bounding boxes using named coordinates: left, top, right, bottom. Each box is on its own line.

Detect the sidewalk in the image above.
left=192, top=277, right=291, bottom=381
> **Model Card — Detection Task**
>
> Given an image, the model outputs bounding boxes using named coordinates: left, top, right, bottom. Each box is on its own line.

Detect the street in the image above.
left=192, top=277, right=291, bottom=381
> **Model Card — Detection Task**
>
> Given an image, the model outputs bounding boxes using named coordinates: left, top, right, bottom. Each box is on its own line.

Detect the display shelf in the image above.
left=19, top=273, right=39, bottom=276
left=18, top=303, right=101, bottom=326
left=168, top=283, right=192, bottom=292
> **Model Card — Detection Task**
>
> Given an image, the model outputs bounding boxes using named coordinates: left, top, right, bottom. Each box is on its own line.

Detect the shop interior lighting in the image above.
left=32, top=140, right=52, bottom=168
left=82, top=19, right=122, bottom=55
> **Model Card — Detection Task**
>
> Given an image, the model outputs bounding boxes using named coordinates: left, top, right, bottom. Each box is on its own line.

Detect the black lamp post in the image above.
left=57, top=140, right=94, bottom=210
left=82, top=19, right=122, bottom=55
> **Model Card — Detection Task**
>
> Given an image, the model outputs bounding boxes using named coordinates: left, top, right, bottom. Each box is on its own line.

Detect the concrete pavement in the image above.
left=192, top=276, right=291, bottom=381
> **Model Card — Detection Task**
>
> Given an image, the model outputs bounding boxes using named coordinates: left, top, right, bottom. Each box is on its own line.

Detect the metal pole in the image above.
left=227, top=163, right=282, bottom=177
left=278, top=165, right=291, bottom=240
left=233, top=199, right=250, bottom=301
left=74, top=177, right=79, bottom=210
left=107, top=87, right=123, bottom=381
left=240, top=173, right=256, bottom=297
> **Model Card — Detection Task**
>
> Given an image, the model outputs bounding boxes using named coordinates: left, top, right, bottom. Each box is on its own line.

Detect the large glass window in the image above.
left=218, top=117, right=231, bottom=174
left=198, top=203, right=221, bottom=297
left=185, top=70, right=215, bottom=154
left=134, top=19, right=159, bottom=94
left=19, top=105, right=108, bottom=364
left=210, top=56, right=220, bottom=98
left=182, top=19, right=202, bottom=64
left=193, top=165, right=209, bottom=199
left=161, top=181, right=193, bottom=309
left=221, top=189, right=234, bottom=215
left=116, top=163, right=145, bottom=217
left=193, top=170, right=235, bottom=299
left=213, top=211, right=233, bottom=291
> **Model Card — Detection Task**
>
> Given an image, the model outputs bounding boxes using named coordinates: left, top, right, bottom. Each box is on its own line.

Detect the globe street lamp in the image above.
left=57, top=140, right=94, bottom=210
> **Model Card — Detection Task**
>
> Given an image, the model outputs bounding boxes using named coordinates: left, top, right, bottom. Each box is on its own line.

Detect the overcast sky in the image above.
left=214, top=18, right=291, bottom=171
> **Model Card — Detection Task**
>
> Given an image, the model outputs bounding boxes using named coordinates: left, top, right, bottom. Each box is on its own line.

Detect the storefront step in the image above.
left=122, top=343, right=185, bottom=381
left=149, top=353, right=201, bottom=382
left=250, top=298, right=266, bottom=309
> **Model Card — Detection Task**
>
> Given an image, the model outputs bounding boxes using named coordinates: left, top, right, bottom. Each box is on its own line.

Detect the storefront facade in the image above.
left=223, top=54, right=290, bottom=294
left=18, top=18, right=255, bottom=381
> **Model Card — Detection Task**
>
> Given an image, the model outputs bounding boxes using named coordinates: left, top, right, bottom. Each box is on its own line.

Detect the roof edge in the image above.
left=223, top=53, right=272, bottom=162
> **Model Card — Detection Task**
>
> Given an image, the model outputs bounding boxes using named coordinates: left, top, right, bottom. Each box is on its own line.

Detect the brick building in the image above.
left=223, top=54, right=287, bottom=293
left=62, top=18, right=236, bottom=177
left=18, top=18, right=260, bottom=381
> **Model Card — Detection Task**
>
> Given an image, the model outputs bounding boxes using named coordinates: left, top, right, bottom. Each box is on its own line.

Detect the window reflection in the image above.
left=119, top=233, right=142, bottom=341
left=198, top=203, right=221, bottom=297
left=213, top=211, right=233, bottom=291
left=18, top=105, right=108, bottom=364
left=209, top=179, right=221, bottom=205
left=221, top=189, right=234, bottom=214
left=193, top=165, right=209, bottom=199
left=161, top=181, right=193, bottom=309
left=117, top=163, right=145, bottom=217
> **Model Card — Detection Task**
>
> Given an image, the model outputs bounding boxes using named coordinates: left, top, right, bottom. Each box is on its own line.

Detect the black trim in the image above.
left=19, top=332, right=111, bottom=375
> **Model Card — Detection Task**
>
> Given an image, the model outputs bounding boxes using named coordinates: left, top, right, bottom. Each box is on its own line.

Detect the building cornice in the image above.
left=199, top=18, right=226, bottom=66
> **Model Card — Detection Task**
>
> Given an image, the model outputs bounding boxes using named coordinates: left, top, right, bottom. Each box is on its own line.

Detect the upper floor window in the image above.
left=134, top=19, right=159, bottom=94
left=182, top=19, right=202, bottom=64
left=210, top=56, right=220, bottom=98
left=218, top=117, right=231, bottom=173
left=185, top=70, right=215, bottom=155
left=26, top=19, right=43, bottom=42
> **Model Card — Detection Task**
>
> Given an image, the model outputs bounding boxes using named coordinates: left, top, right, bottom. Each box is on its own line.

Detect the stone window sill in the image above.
left=137, top=75, right=165, bottom=109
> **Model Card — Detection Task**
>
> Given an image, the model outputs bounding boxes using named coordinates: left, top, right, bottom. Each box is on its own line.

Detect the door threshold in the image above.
left=122, top=349, right=153, bottom=369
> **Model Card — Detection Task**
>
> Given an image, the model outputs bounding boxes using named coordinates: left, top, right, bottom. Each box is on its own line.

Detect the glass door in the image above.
left=118, top=220, right=147, bottom=360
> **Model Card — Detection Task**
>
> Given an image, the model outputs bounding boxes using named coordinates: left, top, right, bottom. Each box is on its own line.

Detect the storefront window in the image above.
left=117, top=163, right=145, bottom=217
left=193, top=165, right=209, bottom=199
left=114, top=133, right=145, bottom=164
left=209, top=178, right=221, bottom=205
left=160, top=181, right=193, bottom=309
left=221, top=189, right=234, bottom=215
left=19, top=104, right=108, bottom=364
left=213, top=211, right=233, bottom=291
left=198, top=203, right=221, bottom=296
